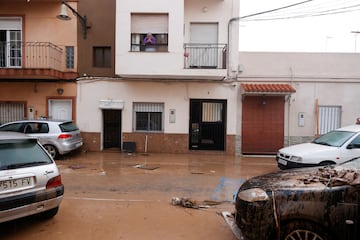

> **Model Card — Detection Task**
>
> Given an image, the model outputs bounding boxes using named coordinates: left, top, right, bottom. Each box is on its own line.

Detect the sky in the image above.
left=239, top=0, right=360, bottom=52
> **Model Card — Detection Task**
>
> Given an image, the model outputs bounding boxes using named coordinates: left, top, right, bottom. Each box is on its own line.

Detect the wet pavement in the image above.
left=0, top=151, right=278, bottom=240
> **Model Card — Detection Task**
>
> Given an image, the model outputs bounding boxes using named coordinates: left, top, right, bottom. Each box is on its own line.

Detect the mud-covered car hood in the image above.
left=240, top=166, right=360, bottom=191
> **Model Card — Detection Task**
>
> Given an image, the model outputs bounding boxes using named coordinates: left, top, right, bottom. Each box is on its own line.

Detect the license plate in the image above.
left=0, top=177, right=34, bottom=192
left=278, top=159, right=287, bottom=166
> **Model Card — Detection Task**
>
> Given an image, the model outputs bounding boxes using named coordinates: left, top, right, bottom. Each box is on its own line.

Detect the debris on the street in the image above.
left=221, top=211, right=243, bottom=240
left=133, top=164, right=159, bottom=170
left=171, top=197, right=224, bottom=209
left=68, top=164, right=86, bottom=169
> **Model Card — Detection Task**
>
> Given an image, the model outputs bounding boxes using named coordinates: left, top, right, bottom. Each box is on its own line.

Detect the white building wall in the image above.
left=77, top=79, right=238, bottom=134
left=115, top=0, right=239, bottom=79
left=239, top=52, right=360, bottom=142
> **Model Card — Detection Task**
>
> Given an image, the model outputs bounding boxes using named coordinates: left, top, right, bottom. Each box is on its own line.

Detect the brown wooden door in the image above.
left=242, top=96, right=284, bottom=154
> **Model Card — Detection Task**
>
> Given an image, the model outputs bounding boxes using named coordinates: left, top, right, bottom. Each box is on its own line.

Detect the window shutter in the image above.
left=131, top=14, right=168, bottom=33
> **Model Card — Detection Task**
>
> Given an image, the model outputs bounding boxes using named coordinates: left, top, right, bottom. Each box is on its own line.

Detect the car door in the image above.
left=328, top=185, right=360, bottom=240
left=342, top=135, right=360, bottom=161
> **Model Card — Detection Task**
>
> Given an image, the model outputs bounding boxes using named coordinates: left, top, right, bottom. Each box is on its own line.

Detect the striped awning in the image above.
left=241, top=83, right=296, bottom=95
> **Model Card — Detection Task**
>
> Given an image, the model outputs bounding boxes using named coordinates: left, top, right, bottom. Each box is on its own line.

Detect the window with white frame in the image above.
left=133, top=103, right=164, bottom=132
left=0, top=17, right=22, bottom=68
left=130, top=13, right=168, bottom=52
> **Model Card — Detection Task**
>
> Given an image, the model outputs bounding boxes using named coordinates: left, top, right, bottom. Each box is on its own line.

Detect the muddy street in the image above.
left=0, top=152, right=277, bottom=240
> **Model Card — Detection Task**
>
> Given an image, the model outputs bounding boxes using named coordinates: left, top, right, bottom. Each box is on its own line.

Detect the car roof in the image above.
left=1, top=119, right=73, bottom=125
left=0, top=131, right=37, bottom=140
left=336, top=124, right=360, bottom=132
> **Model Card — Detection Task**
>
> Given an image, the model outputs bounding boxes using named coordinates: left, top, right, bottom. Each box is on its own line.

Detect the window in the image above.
left=65, top=46, right=74, bottom=69
left=131, top=13, right=168, bottom=52
left=318, top=105, right=341, bottom=135
left=0, top=17, right=22, bottom=68
left=133, top=103, right=164, bottom=132
left=93, top=46, right=111, bottom=67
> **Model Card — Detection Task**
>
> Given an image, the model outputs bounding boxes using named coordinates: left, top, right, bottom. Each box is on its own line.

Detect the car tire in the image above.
left=40, top=207, right=59, bottom=219
left=44, top=144, right=58, bottom=159
left=281, top=221, right=332, bottom=240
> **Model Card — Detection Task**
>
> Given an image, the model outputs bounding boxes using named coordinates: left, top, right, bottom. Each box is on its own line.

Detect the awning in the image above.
left=241, top=83, right=296, bottom=96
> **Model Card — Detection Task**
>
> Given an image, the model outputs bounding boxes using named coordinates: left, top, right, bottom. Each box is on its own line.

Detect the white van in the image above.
left=276, top=125, right=360, bottom=169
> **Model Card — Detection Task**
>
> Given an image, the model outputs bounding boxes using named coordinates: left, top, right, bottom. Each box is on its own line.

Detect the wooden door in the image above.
left=242, top=96, right=284, bottom=154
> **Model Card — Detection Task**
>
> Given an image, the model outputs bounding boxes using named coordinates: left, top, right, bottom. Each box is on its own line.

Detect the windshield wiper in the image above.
left=315, top=141, right=332, bottom=146
left=2, top=161, right=50, bottom=170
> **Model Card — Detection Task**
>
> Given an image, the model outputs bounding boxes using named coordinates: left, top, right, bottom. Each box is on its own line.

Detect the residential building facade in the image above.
left=238, top=52, right=360, bottom=153
left=76, top=0, right=241, bottom=154
left=0, top=0, right=80, bottom=124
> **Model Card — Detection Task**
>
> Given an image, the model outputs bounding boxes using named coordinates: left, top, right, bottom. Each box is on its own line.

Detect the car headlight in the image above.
left=237, top=188, right=269, bottom=202
left=290, top=155, right=302, bottom=162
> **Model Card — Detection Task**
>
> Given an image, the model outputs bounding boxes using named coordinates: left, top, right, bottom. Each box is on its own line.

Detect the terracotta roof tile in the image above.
left=241, top=83, right=296, bottom=93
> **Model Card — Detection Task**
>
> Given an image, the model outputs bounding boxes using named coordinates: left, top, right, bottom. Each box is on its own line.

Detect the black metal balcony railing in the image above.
left=184, top=43, right=227, bottom=69
left=0, top=42, right=63, bottom=71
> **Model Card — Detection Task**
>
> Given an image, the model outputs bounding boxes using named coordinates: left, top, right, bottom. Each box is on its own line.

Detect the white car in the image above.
left=276, top=124, right=360, bottom=169
left=0, top=132, right=64, bottom=223
left=0, top=119, right=83, bottom=159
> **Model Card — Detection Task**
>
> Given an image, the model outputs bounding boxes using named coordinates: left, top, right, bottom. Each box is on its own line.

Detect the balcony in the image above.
left=0, top=42, right=78, bottom=80
left=184, top=44, right=227, bottom=70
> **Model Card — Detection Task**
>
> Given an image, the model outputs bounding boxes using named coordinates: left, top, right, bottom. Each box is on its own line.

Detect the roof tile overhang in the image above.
left=241, top=83, right=296, bottom=96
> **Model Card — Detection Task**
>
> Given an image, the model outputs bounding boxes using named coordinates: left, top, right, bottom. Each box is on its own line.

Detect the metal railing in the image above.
left=184, top=43, right=227, bottom=69
left=0, top=42, right=63, bottom=71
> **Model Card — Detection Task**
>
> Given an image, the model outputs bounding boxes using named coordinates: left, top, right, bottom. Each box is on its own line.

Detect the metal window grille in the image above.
left=318, top=105, right=342, bottom=134
left=0, top=102, right=24, bottom=124
left=133, top=103, right=164, bottom=132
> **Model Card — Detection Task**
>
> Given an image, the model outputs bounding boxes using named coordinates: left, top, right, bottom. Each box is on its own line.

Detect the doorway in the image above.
left=189, top=99, right=226, bottom=151
left=103, top=109, right=122, bottom=149
left=242, top=96, right=284, bottom=154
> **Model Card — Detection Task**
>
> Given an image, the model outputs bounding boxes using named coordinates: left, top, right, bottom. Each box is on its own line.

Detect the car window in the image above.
left=26, top=123, right=49, bottom=134
left=59, top=122, right=79, bottom=132
left=0, top=123, right=24, bottom=132
left=350, top=135, right=360, bottom=145
left=313, top=130, right=356, bottom=147
left=0, top=140, right=52, bottom=170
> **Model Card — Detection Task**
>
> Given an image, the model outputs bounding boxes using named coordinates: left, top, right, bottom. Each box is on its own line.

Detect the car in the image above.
left=0, top=119, right=83, bottom=159
left=0, top=132, right=64, bottom=223
left=276, top=124, right=360, bottom=169
left=234, top=158, right=360, bottom=240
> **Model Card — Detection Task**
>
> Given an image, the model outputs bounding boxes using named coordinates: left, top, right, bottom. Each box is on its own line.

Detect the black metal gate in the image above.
left=103, top=109, right=121, bottom=149
left=189, top=99, right=226, bottom=151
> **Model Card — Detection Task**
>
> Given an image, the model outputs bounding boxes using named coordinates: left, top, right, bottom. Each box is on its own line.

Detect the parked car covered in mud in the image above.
left=235, top=157, right=360, bottom=240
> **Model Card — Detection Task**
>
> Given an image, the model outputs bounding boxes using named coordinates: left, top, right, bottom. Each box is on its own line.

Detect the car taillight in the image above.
left=58, top=134, right=72, bottom=140
left=46, top=175, right=62, bottom=189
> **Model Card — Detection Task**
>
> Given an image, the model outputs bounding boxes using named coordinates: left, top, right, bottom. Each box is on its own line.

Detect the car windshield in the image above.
left=59, top=122, right=79, bottom=132
left=0, top=140, right=52, bottom=170
left=313, top=130, right=356, bottom=147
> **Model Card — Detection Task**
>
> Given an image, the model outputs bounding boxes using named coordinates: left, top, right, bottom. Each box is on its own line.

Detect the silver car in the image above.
left=0, top=119, right=83, bottom=159
left=0, top=132, right=64, bottom=223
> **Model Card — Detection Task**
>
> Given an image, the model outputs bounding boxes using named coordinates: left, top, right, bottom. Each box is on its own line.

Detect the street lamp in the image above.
left=57, top=0, right=88, bottom=39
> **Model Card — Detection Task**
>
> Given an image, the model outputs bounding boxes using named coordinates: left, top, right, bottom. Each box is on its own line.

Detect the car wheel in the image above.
left=41, top=207, right=59, bottom=219
left=44, top=145, right=58, bottom=159
left=281, top=221, right=332, bottom=240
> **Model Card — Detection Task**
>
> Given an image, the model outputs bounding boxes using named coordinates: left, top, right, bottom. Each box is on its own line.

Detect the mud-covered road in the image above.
left=0, top=152, right=277, bottom=240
